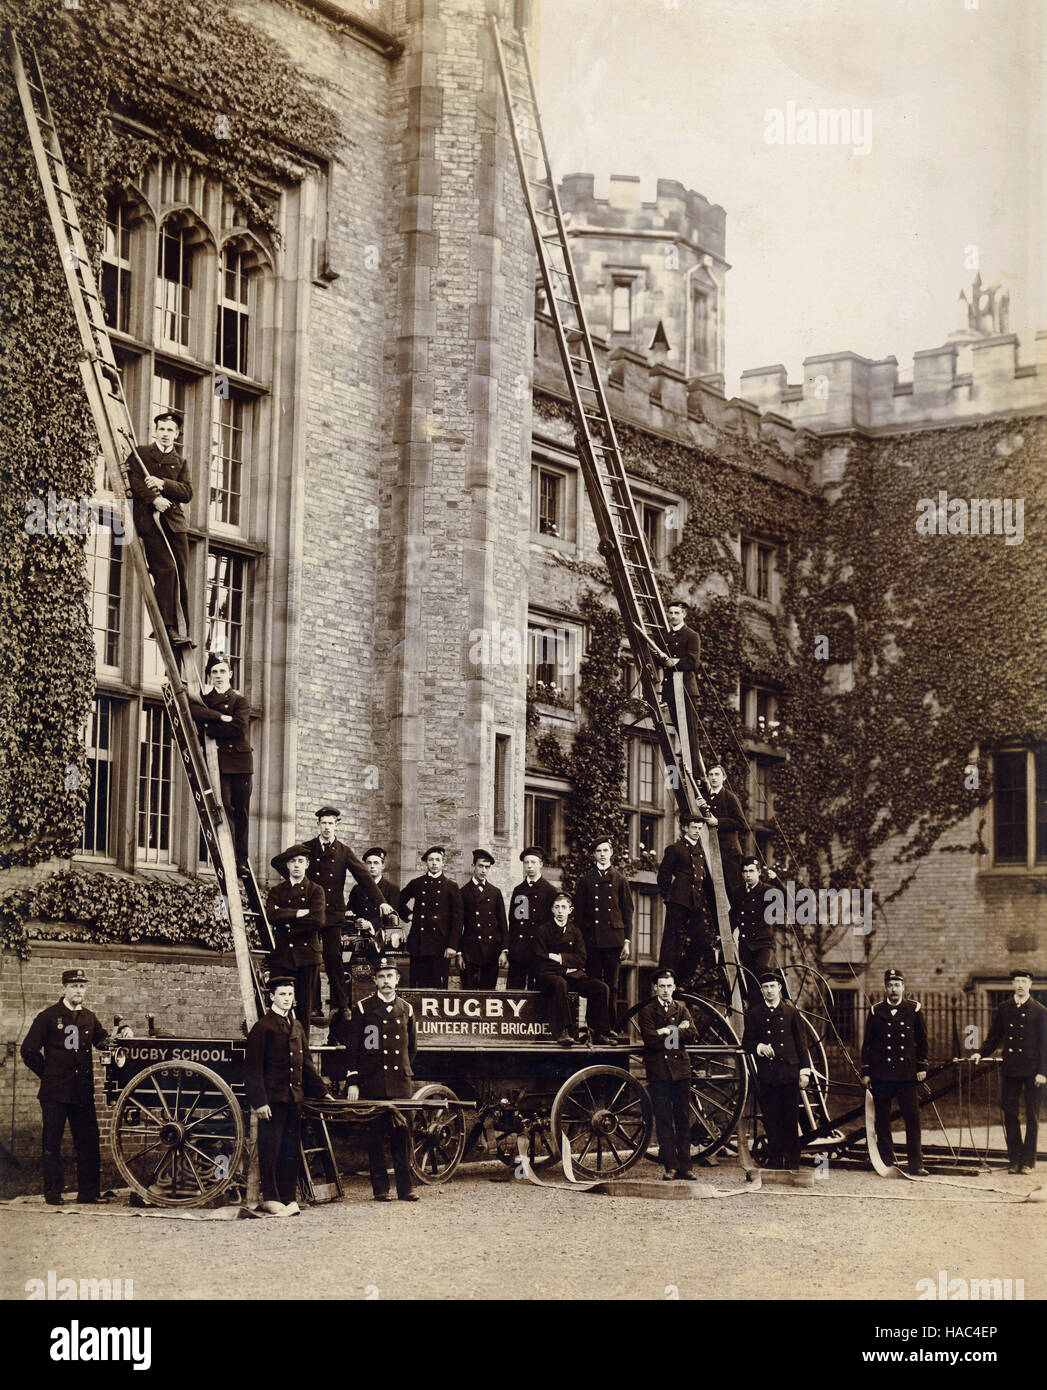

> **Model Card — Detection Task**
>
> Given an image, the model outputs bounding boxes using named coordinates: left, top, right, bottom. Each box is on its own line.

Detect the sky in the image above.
left=537, top=0, right=1046, bottom=394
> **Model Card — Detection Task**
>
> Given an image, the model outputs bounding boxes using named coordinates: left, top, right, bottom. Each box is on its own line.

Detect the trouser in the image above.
left=462, top=961, right=499, bottom=990
left=661, top=676, right=700, bottom=766
left=871, top=1079, right=923, bottom=1172
left=649, top=1078, right=692, bottom=1173
left=258, top=1100, right=302, bottom=1205
left=289, top=964, right=319, bottom=1027
left=140, top=522, right=190, bottom=636
left=658, top=905, right=710, bottom=986
left=40, top=1100, right=100, bottom=1201
left=367, top=1113, right=413, bottom=1197
left=506, top=960, right=535, bottom=990
left=535, top=973, right=610, bottom=1036
left=317, top=924, right=349, bottom=1011
left=757, top=1077, right=801, bottom=1169
left=218, top=773, right=251, bottom=866
left=587, top=947, right=622, bottom=1026
left=738, top=940, right=775, bottom=999
left=409, top=956, right=448, bottom=988
left=1001, top=1074, right=1041, bottom=1166
left=719, top=852, right=742, bottom=906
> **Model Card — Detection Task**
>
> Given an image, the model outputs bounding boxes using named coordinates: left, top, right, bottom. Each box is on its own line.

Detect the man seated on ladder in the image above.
left=126, top=411, right=193, bottom=649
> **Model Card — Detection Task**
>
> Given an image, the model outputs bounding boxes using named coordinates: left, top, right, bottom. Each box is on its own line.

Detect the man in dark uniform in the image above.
left=20, top=969, right=127, bottom=1205
left=272, top=808, right=383, bottom=1016
left=741, top=973, right=812, bottom=1170
left=400, top=847, right=463, bottom=988
left=266, top=846, right=325, bottom=1027
left=704, top=764, right=746, bottom=904
left=245, top=975, right=329, bottom=1214
left=660, top=600, right=701, bottom=763
left=573, top=836, right=633, bottom=1026
left=127, top=411, right=193, bottom=647
left=733, top=856, right=778, bottom=999
left=350, top=847, right=404, bottom=941
left=637, top=969, right=697, bottom=1181
left=860, top=968, right=930, bottom=1176
left=657, top=814, right=713, bottom=988
left=457, top=849, right=508, bottom=989
left=532, top=893, right=614, bottom=1047
left=188, top=655, right=253, bottom=872
left=507, top=847, right=557, bottom=989
left=971, top=969, right=1047, bottom=1173
left=345, top=959, right=420, bottom=1201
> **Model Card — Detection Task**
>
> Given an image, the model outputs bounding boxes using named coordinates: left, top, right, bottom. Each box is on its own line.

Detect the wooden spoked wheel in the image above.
left=550, top=1065, right=652, bottom=1179
left=408, top=1083, right=467, bottom=1185
left=111, top=1060, right=244, bottom=1207
left=620, top=994, right=747, bottom=1161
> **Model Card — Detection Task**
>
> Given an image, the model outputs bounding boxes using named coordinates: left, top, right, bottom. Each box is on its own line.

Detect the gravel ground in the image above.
left=3, top=1159, right=1044, bottom=1301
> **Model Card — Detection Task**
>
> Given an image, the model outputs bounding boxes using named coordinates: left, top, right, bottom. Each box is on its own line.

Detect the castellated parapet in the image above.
left=738, top=332, right=1047, bottom=433
left=557, top=174, right=729, bottom=378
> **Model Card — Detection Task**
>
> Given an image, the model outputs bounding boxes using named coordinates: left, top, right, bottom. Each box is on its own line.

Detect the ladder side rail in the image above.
left=489, top=21, right=667, bottom=653
left=10, top=29, right=262, bottom=1028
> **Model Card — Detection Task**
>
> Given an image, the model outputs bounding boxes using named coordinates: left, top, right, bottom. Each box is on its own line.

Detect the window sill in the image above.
left=976, top=867, right=1047, bottom=881
left=533, top=703, right=577, bottom=722
left=530, top=533, right=576, bottom=554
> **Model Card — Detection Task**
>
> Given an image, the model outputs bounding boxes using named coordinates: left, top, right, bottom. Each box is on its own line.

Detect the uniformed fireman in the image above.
left=457, top=849, right=509, bottom=989
left=704, top=764, right=746, bottom=904
left=970, top=968, right=1047, bottom=1173
left=20, top=969, right=128, bottom=1205
left=266, top=846, right=326, bottom=1026
left=637, top=969, right=697, bottom=1181
left=660, top=600, right=701, bottom=762
left=126, top=411, right=193, bottom=647
left=573, top=836, right=633, bottom=1027
left=345, top=959, right=420, bottom=1201
left=532, top=893, right=615, bottom=1046
left=350, top=847, right=405, bottom=944
left=860, top=968, right=930, bottom=1176
left=733, top=856, right=778, bottom=1000
left=400, top=846, right=463, bottom=988
left=188, top=654, right=253, bottom=872
left=741, top=973, right=812, bottom=1171
left=245, top=975, right=329, bottom=1215
left=656, top=814, right=714, bottom=988
left=507, top=847, right=558, bottom=989
left=272, top=808, right=384, bottom=1016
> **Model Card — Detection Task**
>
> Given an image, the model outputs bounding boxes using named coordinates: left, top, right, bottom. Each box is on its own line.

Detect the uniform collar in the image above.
left=60, top=997, right=81, bottom=1012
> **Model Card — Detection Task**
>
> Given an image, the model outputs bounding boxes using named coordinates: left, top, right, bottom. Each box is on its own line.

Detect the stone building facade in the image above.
left=3, top=1, right=1044, bottom=1167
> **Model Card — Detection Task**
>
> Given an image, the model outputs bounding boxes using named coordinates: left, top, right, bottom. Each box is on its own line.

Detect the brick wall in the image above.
left=0, top=940, right=242, bottom=1175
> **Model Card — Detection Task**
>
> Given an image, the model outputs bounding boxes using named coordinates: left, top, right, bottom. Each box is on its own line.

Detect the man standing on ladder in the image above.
left=188, top=654, right=253, bottom=874
left=127, top=411, right=193, bottom=648
left=661, top=600, right=701, bottom=763
left=657, top=813, right=714, bottom=990
left=705, top=763, right=746, bottom=905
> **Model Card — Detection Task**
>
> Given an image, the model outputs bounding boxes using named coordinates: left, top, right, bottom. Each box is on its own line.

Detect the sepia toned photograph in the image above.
left=0, top=0, right=1043, bottom=1348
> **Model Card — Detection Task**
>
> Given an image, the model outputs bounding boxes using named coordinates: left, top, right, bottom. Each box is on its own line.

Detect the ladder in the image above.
left=8, top=29, right=273, bottom=1022
left=490, top=16, right=742, bottom=1022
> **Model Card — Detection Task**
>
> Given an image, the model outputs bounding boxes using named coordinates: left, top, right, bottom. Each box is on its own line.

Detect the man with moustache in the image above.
left=272, top=807, right=382, bottom=1016
left=860, top=968, right=929, bottom=1176
left=970, top=969, right=1047, bottom=1173
left=21, top=969, right=130, bottom=1205
left=742, top=973, right=812, bottom=1171
left=457, top=849, right=509, bottom=989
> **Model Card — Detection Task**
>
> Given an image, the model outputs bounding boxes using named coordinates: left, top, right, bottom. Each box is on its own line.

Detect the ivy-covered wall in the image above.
left=529, top=390, right=1047, bottom=942
left=0, top=1, right=336, bottom=911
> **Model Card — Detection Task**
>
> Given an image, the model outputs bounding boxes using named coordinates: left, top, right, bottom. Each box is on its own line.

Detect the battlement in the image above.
left=533, top=313, right=816, bottom=486
left=738, top=332, right=1047, bottom=432
left=558, top=173, right=727, bottom=261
